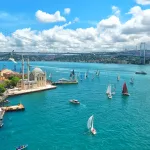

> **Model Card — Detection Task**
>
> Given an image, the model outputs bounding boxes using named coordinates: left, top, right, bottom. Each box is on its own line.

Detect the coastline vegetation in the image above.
left=0, top=76, right=20, bottom=95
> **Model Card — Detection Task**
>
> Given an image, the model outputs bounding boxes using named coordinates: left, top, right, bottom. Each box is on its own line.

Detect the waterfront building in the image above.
left=17, top=57, right=47, bottom=90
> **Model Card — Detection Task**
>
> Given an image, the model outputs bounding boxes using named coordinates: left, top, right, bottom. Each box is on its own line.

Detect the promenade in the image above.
left=7, top=84, right=57, bottom=96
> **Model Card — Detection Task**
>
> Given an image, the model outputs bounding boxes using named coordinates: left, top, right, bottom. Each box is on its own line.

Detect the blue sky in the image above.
left=0, top=0, right=150, bottom=52
left=0, top=0, right=138, bottom=33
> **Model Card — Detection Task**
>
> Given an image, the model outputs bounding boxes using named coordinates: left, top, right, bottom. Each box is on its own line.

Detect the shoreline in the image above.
left=0, top=84, right=56, bottom=102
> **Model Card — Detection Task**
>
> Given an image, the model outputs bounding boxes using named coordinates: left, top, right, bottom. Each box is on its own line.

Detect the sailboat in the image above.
left=130, top=78, right=134, bottom=84
left=106, top=85, right=112, bottom=99
left=112, top=85, right=116, bottom=95
left=117, top=75, right=120, bottom=81
left=49, top=73, right=52, bottom=79
left=87, top=115, right=96, bottom=135
left=80, top=74, right=83, bottom=81
left=122, top=82, right=130, bottom=96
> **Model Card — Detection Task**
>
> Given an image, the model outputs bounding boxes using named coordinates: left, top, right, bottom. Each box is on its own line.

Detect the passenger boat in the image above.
left=53, top=78, right=78, bottom=85
left=16, top=144, right=28, bottom=150
left=135, top=71, right=147, bottom=75
left=69, top=99, right=80, bottom=104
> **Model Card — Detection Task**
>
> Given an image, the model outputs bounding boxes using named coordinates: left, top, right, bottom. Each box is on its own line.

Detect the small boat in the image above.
left=106, top=85, right=112, bottom=99
left=87, top=115, right=96, bottom=135
left=69, top=99, right=80, bottom=104
left=122, top=82, right=130, bottom=96
left=3, top=100, right=9, bottom=103
left=130, top=78, right=134, bottom=84
left=117, top=75, right=120, bottom=81
left=0, top=120, right=3, bottom=128
left=16, top=144, right=28, bottom=150
left=135, top=71, right=147, bottom=75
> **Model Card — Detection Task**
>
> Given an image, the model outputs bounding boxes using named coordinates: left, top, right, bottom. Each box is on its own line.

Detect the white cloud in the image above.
left=136, top=0, right=150, bottom=5
left=112, top=6, right=120, bottom=16
left=73, top=17, right=79, bottom=23
left=64, top=8, right=71, bottom=15
left=35, top=10, right=66, bottom=23
left=1, top=6, right=150, bottom=52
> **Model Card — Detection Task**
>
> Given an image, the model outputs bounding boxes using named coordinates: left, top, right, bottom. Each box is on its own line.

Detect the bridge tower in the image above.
left=140, top=42, right=146, bottom=65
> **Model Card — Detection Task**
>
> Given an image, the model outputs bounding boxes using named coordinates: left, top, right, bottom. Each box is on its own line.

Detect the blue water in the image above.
left=1, top=61, right=150, bottom=150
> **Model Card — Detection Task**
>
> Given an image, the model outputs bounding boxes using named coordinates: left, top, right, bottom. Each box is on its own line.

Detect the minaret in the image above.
left=27, top=57, right=30, bottom=89
left=45, top=71, right=47, bottom=86
left=22, top=55, right=24, bottom=89
left=27, top=58, right=30, bottom=81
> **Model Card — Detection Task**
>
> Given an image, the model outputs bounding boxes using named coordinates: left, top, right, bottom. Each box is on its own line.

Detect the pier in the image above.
left=2, top=103, right=25, bottom=112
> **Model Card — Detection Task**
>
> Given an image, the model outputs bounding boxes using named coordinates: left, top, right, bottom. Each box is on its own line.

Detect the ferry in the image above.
left=53, top=78, right=78, bottom=85
left=135, top=71, right=147, bottom=75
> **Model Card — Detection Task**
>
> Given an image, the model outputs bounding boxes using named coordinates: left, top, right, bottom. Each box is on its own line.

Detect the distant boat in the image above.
left=117, top=75, right=120, bottom=81
left=135, top=71, right=147, bottom=75
left=87, top=115, right=96, bottom=135
left=0, top=120, right=3, bottom=128
left=53, top=78, right=78, bottom=85
left=16, top=144, right=28, bottom=150
left=106, top=85, right=112, bottom=99
left=122, top=82, right=130, bottom=96
left=80, top=74, right=83, bottom=81
left=69, top=99, right=80, bottom=104
left=97, top=70, right=100, bottom=76
left=49, top=73, right=52, bottom=79
left=112, top=85, right=116, bottom=95
left=130, top=78, right=134, bottom=84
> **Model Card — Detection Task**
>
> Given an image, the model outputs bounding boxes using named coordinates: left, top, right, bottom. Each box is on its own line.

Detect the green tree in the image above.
left=0, top=84, right=6, bottom=94
left=10, top=76, right=20, bottom=87
left=3, top=80, right=11, bottom=88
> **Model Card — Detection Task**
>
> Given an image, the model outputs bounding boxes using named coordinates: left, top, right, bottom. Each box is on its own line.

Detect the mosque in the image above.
left=17, top=57, right=47, bottom=90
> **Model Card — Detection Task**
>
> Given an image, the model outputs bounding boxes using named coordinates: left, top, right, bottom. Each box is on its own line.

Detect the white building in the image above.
left=17, top=57, right=47, bottom=90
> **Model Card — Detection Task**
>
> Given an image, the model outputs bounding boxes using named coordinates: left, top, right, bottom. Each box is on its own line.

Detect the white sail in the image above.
left=109, top=85, right=112, bottom=95
left=106, top=85, right=111, bottom=94
left=117, top=75, right=120, bottom=81
left=87, top=115, right=93, bottom=130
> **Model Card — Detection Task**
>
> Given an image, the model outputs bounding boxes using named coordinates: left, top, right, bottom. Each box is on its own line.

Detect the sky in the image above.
left=0, top=0, right=150, bottom=52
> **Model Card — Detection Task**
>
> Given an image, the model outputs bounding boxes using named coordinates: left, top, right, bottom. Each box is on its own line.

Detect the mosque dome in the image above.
left=32, top=67, right=44, bottom=75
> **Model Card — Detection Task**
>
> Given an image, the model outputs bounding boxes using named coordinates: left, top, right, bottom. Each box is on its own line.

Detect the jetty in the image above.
left=7, top=84, right=56, bottom=96
left=2, top=103, right=25, bottom=112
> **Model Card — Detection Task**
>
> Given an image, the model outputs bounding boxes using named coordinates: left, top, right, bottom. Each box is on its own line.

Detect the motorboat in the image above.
left=16, top=144, right=28, bottom=150
left=69, top=99, right=80, bottom=104
left=135, top=71, right=147, bottom=75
